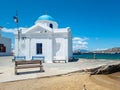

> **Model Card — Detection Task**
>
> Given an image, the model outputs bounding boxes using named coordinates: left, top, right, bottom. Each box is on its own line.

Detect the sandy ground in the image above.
left=0, top=72, right=120, bottom=90
left=0, top=56, right=120, bottom=90
left=1, top=56, right=120, bottom=82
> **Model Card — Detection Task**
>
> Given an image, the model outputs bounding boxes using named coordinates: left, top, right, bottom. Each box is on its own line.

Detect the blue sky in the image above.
left=0, top=0, right=120, bottom=51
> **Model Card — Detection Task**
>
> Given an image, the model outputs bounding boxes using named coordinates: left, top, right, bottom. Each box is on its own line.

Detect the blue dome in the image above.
left=37, top=15, right=55, bottom=21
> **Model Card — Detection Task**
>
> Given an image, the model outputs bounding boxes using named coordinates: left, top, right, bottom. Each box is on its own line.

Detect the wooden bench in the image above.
left=15, top=60, right=44, bottom=75
left=53, top=60, right=67, bottom=63
left=53, top=56, right=67, bottom=63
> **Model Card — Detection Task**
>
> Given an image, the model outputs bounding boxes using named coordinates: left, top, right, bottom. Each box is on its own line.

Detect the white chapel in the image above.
left=14, top=14, right=72, bottom=63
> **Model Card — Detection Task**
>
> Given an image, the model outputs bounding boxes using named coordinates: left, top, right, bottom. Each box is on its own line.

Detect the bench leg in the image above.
left=15, top=68, right=17, bottom=75
left=65, top=60, right=67, bottom=63
left=40, top=66, right=44, bottom=72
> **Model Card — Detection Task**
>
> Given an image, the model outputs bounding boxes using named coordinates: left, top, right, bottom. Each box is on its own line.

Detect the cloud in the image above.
left=73, top=37, right=89, bottom=50
left=1, top=28, right=17, bottom=33
left=73, top=37, right=88, bottom=41
left=1, top=27, right=27, bottom=33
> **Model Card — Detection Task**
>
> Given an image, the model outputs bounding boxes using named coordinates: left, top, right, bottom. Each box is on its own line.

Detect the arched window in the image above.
left=49, top=23, right=53, bottom=28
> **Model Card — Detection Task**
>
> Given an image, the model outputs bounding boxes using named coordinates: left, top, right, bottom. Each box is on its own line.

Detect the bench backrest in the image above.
left=15, top=60, right=42, bottom=65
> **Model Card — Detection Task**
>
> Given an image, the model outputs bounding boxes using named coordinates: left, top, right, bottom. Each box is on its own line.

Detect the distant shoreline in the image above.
left=73, top=53, right=120, bottom=60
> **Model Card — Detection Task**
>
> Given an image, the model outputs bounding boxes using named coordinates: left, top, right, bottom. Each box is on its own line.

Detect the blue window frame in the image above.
left=36, top=43, right=42, bottom=54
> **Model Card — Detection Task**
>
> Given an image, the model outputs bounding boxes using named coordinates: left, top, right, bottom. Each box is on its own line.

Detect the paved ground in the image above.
left=0, top=56, right=120, bottom=82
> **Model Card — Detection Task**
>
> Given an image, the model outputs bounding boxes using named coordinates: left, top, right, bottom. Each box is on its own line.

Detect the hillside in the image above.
left=94, top=47, right=120, bottom=54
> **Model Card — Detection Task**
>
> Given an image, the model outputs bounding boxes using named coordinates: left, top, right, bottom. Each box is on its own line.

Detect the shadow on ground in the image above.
left=16, top=70, right=44, bottom=75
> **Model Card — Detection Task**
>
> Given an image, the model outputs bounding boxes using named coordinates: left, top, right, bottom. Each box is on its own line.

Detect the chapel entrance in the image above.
left=36, top=43, right=42, bottom=54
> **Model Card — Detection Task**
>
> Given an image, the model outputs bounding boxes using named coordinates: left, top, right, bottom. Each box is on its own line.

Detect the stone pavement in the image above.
left=0, top=56, right=120, bottom=82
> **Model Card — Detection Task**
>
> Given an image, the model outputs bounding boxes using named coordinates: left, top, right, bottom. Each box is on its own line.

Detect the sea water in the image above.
left=73, top=53, right=120, bottom=60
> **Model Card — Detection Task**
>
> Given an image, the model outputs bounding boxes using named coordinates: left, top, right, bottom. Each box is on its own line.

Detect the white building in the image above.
left=0, top=29, right=11, bottom=56
left=14, top=14, right=72, bottom=63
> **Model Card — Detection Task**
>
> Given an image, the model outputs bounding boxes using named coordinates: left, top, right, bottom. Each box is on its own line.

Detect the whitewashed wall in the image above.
left=14, top=38, right=18, bottom=56
left=30, top=38, right=53, bottom=63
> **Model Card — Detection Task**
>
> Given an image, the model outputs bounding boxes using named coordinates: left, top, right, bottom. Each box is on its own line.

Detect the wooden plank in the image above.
left=15, top=65, right=43, bottom=69
left=15, top=60, right=42, bottom=65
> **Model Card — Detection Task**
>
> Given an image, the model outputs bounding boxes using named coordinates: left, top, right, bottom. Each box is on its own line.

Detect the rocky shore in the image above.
left=83, top=63, right=120, bottom=75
